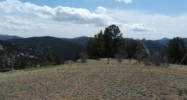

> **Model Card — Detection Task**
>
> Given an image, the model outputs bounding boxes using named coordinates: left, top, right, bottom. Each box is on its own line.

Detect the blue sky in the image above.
left=0, top=0, right=187, bottom=39
left=18, top=0, right=187, bottom=14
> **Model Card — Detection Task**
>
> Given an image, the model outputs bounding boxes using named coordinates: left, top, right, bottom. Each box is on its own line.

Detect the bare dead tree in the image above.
left=135, top=41, right=169, bottom=67
left=134, top=41, right=151, bottom=64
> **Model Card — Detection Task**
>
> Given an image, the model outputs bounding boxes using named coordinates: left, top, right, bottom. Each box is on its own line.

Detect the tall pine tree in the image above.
left=103, top=24, right=123, bottom=63
left=87, top=24, right=124, bottom=63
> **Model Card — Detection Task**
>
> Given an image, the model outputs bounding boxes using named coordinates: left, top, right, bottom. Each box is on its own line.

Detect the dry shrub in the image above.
left=115, top=54, right=124, bottom=63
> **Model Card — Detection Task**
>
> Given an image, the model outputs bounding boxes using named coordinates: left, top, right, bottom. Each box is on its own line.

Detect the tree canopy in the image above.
left=87, top=30, right=106, bottom=59
left=166, top=37, right=187, bottom=64
left=87, top=24, right=124, bottom=62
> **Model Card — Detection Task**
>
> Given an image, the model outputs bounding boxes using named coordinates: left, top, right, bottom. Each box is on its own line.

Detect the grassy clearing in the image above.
left=0, top=59, right=187, bottom=100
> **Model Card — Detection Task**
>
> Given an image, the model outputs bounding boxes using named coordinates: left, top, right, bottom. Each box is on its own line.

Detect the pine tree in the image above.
left=87, top=30, right=105, bottom=59
left=166, top=37, right=186, bottom=64
left=103, top=24, right=123, bottom=63
left=87, top=24, right=124, bottom=63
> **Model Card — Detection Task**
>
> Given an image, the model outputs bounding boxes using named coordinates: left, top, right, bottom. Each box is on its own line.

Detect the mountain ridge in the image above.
left=1, top=34, right=187, bottom=61
left=7, top=36, right=87, bottom=60
left=0, top=34, right=22, bottom=40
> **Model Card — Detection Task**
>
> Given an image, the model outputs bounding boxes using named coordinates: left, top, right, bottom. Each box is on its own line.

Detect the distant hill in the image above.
left=156, top=38, right=187, bottom=46
left=0, top=34, right=22, bottom=40
left=142, top=38, right=187, bottom=52
left=8, top=36, right=86, bottom=60
left=156, top=38, right=170, bottom=46
left=142, top=40, right=166, bottom=53
left=123, top=38, right=166, bottom=53
left=72, top=36, right=90, bottom=47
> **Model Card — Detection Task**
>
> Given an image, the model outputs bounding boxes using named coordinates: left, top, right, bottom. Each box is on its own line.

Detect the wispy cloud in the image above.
left=0, top=16, right=47, bottom=32
left=115, top=0, right=132, bottom=4
left=128, top=23, right=155, bottom=32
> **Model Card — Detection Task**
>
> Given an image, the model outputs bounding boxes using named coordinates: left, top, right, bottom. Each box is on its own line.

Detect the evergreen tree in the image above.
left=103, top=24, right=123, bottom=63
left=87, top=30, right=105, bottom=59
left=87, top=24, right=124, bottom=63
left=125, top=40, right=147, bottom=60
left=126, top=40, right=140, bottom=59
left=166, top=37, right=186, bottom=64
left=45, top=51, right=63, bottom=65
left=95, top=31, right=106, bottom=58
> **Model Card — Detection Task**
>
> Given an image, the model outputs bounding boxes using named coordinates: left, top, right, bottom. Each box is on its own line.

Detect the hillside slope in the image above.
left=0, top=40, right=45, bottom=70
left=0, top=60, right=187, bottom=100
left=8, top=36, right=86, bottom=60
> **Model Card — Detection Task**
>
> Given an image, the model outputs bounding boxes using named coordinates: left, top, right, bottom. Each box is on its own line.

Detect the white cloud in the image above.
left=0, top=0, right=187, bottom=39
left=0, top=16, right=47, bottom=32
left=0, top=0, right=55, bottom=18
left=96, top=6, right=107, bottom=14
left=0, top=23, right=31, bottom=32
left=0, top=0, right=22, bottom=13
left=53, top=6, right=112, bottom=26
left=0, top=0, right=113, bottom=26
left=128, top=23, right=155, bottom=32
left=116, top=0, right=132, bottom=4
left=107, top=9, right=187, bottom=39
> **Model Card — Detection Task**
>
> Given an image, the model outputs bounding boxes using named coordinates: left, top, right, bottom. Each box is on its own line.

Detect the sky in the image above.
left=0, top=0, right=187, bottom=39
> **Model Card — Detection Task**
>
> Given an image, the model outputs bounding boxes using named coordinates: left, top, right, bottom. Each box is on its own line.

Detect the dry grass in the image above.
left=0, top=59, right=187, bottom=100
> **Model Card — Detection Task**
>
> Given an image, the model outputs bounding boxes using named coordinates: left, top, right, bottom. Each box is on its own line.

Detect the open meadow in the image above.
left=0, top=59, right=187, bottom=100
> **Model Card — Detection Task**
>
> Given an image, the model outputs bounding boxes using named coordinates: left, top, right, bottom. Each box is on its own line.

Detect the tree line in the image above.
left=87, top=24, right=187, bottom=65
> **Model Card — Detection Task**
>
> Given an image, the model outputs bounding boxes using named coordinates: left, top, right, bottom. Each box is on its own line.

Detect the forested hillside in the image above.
left=8, top=36, right=87, bottom=60
left=0, top=40, right=45, bottom=71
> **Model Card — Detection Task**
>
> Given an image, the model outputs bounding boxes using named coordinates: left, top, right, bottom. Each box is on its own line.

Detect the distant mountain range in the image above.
left=0, top=34, right=21, bottom=40
left=0, top=34, right=187, bottom=60
left=156, top=38, right=170, bottom=45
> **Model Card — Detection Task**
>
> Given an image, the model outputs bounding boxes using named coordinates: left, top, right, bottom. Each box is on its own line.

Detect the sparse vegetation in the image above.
left=0, top=59, right=187, bottom=100
left=0, top=0, right=186, bottom=99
